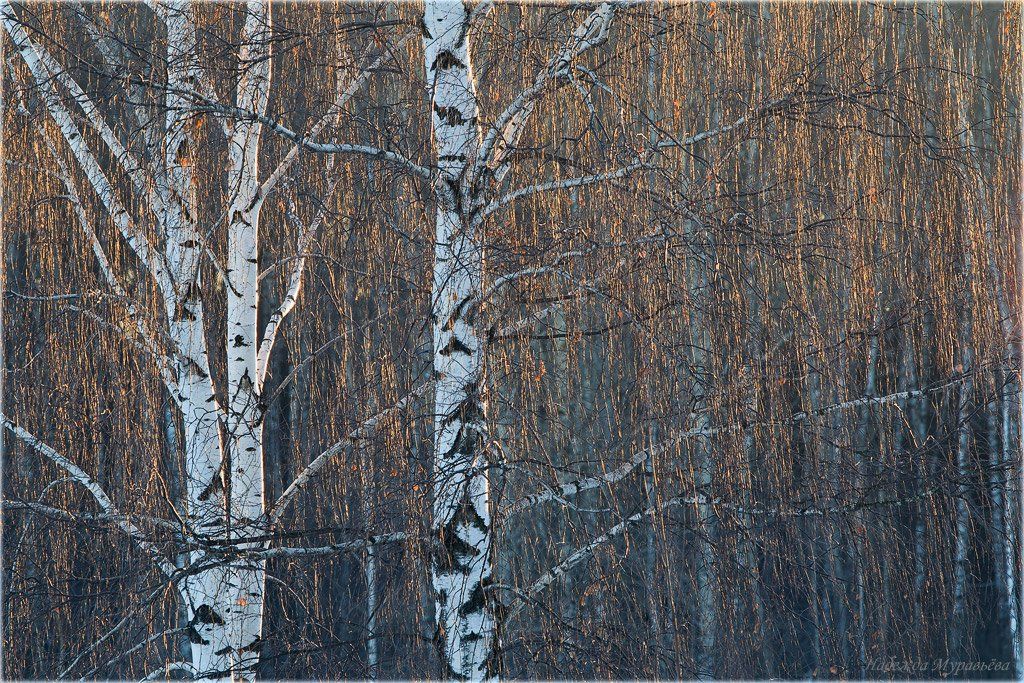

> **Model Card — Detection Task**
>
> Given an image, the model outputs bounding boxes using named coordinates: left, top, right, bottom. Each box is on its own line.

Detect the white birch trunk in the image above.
left=165, top=402, right=194, bottom=665
left=802, top=353, right=827, bottom=670
left=949, top=24, right=978, bottom=653
left=1003, top=381, right=1022, bottom=680
left=685, top=72, right=718, bottom=683
left=739, top=7, right=772, bottom=669
left=365, top=541, right=379, bottom=679
left=422, top=2, right=495, bottom=679
left=989, top=393, right=1009, bottom=636
left=162, top=4, right=237, bottom=677
left=222, top=2, right=271, bottom=677
left=853, top=301, right=880, bottom=677
left=686, top=218, right=717, bottom=680
left=7, top=1, right=279, bottom=677
left=962, top=20, right=1021, bottom=669
left=950, top=263, right=974, bottom=656
left=643, top=20, right=664, bottom=674
left=163, top=2, right=270, bottom=678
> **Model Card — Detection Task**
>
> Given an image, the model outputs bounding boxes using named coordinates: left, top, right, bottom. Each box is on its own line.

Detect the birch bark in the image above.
left=163, top=2, right=270, bottom=677
left=422, top=2, right=496, bottom=679
left=686, top=217, right=717, bottom=681
left=159, top=3, right=237, bottom=676
left=949, top=20, right=978, bottom=654
left=643, top=18, right=665, bottom=675
left=950, top=280, right=974, bottom=655
left=215, top=2, right=272, bottom=677
left=963, top=16, right=1021, bottom=669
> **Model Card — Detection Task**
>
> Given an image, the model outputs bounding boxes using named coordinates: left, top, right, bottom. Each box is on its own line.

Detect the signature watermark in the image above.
left=866, top=657, right=1013, bottom=677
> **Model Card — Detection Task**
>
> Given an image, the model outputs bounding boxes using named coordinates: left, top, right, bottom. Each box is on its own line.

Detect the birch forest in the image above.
left=1, top=1, right=1021, bottom=680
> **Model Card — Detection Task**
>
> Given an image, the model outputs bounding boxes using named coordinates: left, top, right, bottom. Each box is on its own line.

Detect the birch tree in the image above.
left=2, top=2, right=1020, bottom=680
left=1, top=1, right=415, bottom=677
left=1, top=1, right=274, bottom=676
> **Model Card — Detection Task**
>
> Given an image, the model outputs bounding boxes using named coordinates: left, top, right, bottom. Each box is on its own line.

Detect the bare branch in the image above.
left=176, top=94, right=431, bottom=180
left=44, top=137, right=181, bottom=400
left=258, top=29, right=418, bottom=202
left=267, top=380, right=433, bottom=524
left=476, top=1, right=620, bottom=184
left=2, top=5, right=176, bottom=300
left=506, top=483, right=945, bottom=622
left=27, top=19, right=167, bottom=220
left=1, top=418, right=176, bottom=578
left=506, top=495, right=684, bottom=622
left=81, top=627, right=191, bottom=681
left=252, top=532, right=409, bottom=559
left=255, top=178, right=340, bottom=386
left=482, top=157, right=651, bottom=218
left=3, top=500, right=181, bottom=534
left=502, top=372, right=984, bottom=518
left=57, top=585, right=167, bottom=678
left=140, top=661, right=199, bottom=681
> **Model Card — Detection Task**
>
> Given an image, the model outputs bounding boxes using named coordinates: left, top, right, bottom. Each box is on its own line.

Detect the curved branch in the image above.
left=255, top=179, right=339, bottom=386
left=57, top=584, right=167, bottom=678
left=3, top=500, right=181, bottom=534
left=506, top=483, right=945, bottom=622
left=177, top=95, right=431, bottom=180
left=485, top=96, right=795, bottom=218
left=267, top=380, right=433, bottom=524
left=502, top=372, right=984, bottom=518
left=476, top=1, right=620, bottom=184
left=252, top=532, right=410, bottom=559
left=258, top=29, right=418, bottom=202
left=2, top=418, right=176, bottom=578
left=81, top=627, right=191, bottom=680
left=482, top=157, right=651, bottom=218
left=1, top=4, right=176, bottom=299
left=32, top=7, right=166, bottom=220
left=140, top=661, right=199, bottom=681
left=505, top=496, right=684, bottom=622
left=45, top=137, right=181, bottom=400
